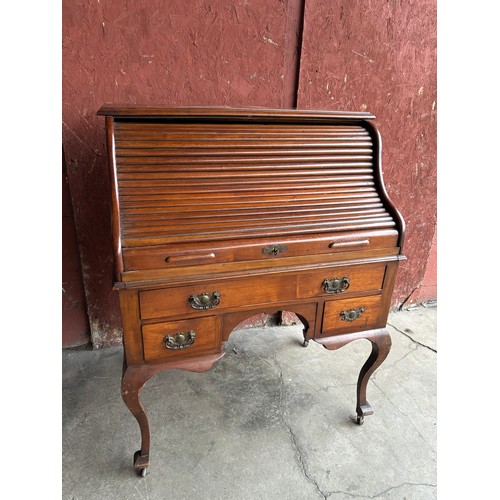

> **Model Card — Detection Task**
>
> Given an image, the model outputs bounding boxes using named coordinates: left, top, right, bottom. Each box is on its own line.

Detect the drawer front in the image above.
left=139, top=263, right=386, bottom=320
left=296, top=263, right=385, bottom=299
left=321, top=295, right=383, bottom=336
left=142, top=316, right=218, bottom=362
left=123, top=230, right=398, bottom=271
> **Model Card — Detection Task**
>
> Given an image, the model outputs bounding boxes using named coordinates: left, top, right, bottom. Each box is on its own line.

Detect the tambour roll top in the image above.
left=97, top=106, right=404, bottom=284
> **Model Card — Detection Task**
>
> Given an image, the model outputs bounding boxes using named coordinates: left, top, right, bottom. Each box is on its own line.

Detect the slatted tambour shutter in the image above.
left=113, top=121, right=396, bottom=247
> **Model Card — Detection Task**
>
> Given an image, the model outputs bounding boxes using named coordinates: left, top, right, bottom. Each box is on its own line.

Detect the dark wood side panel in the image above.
left=105, top=116, right=123, bottom=281
left=118, top=289, right=144, bottom=365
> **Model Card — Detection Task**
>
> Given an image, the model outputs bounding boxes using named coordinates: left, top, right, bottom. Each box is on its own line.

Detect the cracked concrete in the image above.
left=273, top=354, right=328, bottom=499
left=63, top=306, right=436, bottom=499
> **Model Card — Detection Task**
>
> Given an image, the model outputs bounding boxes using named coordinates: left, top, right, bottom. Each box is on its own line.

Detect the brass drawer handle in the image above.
left=164, top=331, right=195, bottom=350
left=189, top=291, right=221, bottom=310
left=323, top=277, right=350, bottom=294
left=340, top=307, right=365, bottom=322
left=262, top=244, right=287, bottom=256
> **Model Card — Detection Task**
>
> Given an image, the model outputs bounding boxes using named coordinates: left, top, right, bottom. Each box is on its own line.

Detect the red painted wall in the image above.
left=62, top=0, right=436, bottom=347
left=63, top=149, right=90, bottom=347
left=62, top=0, right=304, bottom=346
left=406, top=227, right=437, bottom=304
left=297, top=0, right=437, bottom=306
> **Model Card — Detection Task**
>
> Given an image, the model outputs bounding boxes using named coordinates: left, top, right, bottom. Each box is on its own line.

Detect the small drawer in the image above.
left=142, top=316, right=218, bottom=362
left=139, top=263, right=386, bottom=321
left=297, top=263, right=386, bottom=298
left=321, top=295, right=383, bottom=336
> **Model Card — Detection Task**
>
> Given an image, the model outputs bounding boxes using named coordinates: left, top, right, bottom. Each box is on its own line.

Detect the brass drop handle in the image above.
left=323, top=277, right=350, bottom=294
left=340, top=307, right=365, bottom=322
left=164, top=330, right=195, bottom=350
left=189, top=291, right=221, bottom=310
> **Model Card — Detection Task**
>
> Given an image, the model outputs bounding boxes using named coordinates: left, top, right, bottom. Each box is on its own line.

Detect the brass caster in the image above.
left=133, top=450, right=149, bottom=477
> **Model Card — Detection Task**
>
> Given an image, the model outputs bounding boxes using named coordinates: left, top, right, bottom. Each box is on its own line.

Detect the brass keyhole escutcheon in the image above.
left=262, top=244, right=287, bottom=256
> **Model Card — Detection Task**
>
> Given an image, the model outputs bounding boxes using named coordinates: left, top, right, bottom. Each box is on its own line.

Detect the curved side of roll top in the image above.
left=104, top=116, right=123, bottom=283
left=362, top=120, right=406, bottom=253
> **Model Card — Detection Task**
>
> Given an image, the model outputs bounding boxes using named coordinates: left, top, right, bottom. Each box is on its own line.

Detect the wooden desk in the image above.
left=97, top=105, right=405, bottom=476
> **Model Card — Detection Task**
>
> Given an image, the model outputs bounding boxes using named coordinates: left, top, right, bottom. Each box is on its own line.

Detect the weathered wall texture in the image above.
left=62, top=0, right=304, bottom=346
left=297, top=0, right=437, bottom=306
left=62, top=0, right=436, bottom=347
left=407, top=227, right=437, bottom=304
left=63, top=149, right=90, bottom=347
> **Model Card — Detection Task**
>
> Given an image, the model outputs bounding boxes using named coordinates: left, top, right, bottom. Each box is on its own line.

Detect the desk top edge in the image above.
left=96, top=105, right=376, bottom=121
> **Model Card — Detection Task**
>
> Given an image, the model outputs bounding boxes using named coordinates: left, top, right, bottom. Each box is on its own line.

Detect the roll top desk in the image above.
left=97, top=105, right=405, bottom=476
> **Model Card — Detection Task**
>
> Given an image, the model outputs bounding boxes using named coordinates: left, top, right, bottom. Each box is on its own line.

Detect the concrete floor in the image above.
left=63, top=306, right=436, bottom=500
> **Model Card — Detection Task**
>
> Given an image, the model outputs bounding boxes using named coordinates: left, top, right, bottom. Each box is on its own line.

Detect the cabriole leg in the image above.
left=295, top=313, right=311, bottom=347
left=355, top=329, right=392, bottom=424
left=120, top=354, right=225, bottom=476
left=121, top=364, right=153, bottom=476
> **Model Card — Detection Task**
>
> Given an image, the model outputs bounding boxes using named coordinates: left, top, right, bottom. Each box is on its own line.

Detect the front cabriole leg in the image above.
left=121, top=364, right=153, bottom=477
left=314, top=328, right=392, bottom=424
left=121, top=354, right=225, bottom=477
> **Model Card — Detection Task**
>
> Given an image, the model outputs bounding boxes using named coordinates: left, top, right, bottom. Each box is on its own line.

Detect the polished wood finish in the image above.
left=139, top=262, right=386, bottom=321
left=123, top=229, right=398, bottom=271
left=142, top=315, right=219, bottom=362
left=315, top=328, right=392, bottom=421
left=97, top=105, right=376, bottom=120
left=321, top=295, right=383, bottom=335
left=98, top=105, right=405, bottom=475
left=121, top=352, right=225, bottom=472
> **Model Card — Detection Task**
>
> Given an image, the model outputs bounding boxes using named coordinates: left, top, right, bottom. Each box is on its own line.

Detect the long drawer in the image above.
left=123, top=229, right=398, bottom=271
left=139, top=263, right=386, bottom=320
